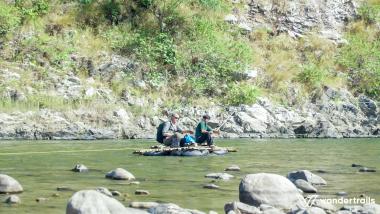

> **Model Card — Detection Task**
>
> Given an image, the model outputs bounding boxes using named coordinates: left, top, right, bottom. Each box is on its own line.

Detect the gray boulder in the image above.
left=239, top=173, right=306, bottom=210
left=105, top=168, right=135, bottom=180
left=362, top=203, right=380, bottom=214
left=0, top=174, right=23, bottom=193
left=148, top=203, right=194, bottom=214
left=287, top=170, right=327, bottom=185
left=224, top=201, right=261, bottom=214
left=66, top=190, right=147, bottom=214
left=260, top=204, right=285, bottom=214
left=294, top=179, right=317, bottom=193
left=294, top=207, right=326, bottom=214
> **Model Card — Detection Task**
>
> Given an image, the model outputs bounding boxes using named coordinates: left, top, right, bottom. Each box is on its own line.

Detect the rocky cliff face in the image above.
left=228, top=0, right=360, bottom=43
left=0, top=87, right=378, bottom=140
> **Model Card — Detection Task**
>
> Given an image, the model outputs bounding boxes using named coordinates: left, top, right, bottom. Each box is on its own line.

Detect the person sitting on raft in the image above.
left=195, top=115, right=219, bottom=147
left=161, top=113, right=193, bottom=147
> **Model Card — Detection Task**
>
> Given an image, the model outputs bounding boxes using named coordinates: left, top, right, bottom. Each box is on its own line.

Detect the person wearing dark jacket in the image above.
left=195, top=115, right=217, bottom=146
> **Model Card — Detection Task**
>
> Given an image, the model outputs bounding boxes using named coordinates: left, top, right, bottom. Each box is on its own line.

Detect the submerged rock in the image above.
left=36, top=197, right=48, bottom=203
left=0, top=174, right=23, bottom=193
left=225, top=165, right=241, bottom=171
left=135, top=190, right=150, bottom=195
left=72, top=164, right=88, bottom=173
left=105, top=168, right=135, bottom=180
left=205, top=173, right=234, bottom=180
left=359, top=167, right=376, bottom=172
left=239, top=173, right=306, bottom=210
left=203, top=184, right=220, bottom=189
left=66, top=190, right=148, bottom=214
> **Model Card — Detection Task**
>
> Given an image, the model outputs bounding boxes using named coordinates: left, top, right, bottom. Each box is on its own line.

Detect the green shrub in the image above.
left=296, top=63, right=327, bottom=89
left=102, top=0, right=121, bottom=24
left=198, top=0, right=223, bottom=9
left=358, top=2, right=380, bottom=24
left=131, top=32, right=177, bottom=68
left=0, top=2, right=21, bottom=36
left=224, top=83, right=259, bottom=106
left=15, top=0, right=49, bottom=20
left=338, top=21, right=380, bottom=99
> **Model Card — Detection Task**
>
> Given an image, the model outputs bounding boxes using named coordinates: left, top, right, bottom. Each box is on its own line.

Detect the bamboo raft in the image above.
left=133, top=145, right=237, bottom=156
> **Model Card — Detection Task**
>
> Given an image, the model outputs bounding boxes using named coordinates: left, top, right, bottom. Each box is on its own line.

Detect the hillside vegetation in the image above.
left=0, top=0, right=379, bottom=113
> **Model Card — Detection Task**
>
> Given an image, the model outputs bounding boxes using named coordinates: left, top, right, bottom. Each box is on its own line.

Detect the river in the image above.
left=0, top=139, right=379, bottom=213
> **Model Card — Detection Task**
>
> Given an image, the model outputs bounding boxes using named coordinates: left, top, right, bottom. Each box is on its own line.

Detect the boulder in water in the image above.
left=0, top=174, right=23, bottom=193
left=105, top=168, right=135, bottom=180
left=66, top=190, right=148, bottom=214
left=239, top=173, right=306, bottom=210
left=287, top=170, right=327, bottom=185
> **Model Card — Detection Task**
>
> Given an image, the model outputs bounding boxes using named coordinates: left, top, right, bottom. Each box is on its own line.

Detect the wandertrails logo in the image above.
left=306, top=195, right=376, bottom=207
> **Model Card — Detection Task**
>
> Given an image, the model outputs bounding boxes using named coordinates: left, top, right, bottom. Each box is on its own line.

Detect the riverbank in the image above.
left=0, top=88, right=378, bottom=140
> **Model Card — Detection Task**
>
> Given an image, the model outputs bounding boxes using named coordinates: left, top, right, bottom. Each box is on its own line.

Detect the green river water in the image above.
left=0, top=139, right=379, bottom=214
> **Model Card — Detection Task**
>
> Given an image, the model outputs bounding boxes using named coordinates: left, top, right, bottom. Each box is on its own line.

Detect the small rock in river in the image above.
left=352, top=163, right=363, bottom=167
left=203, top=184, right=220, bottom=189
left=336, top=191, right=348, bottom=196
left=36, top=197, right=48, bottom=203
left=359, top=167, right=376, bottom=172
left=57, top=186, right=74, bottom=191
left=5, top=195, right=21, bottom=204
left=106, top=168, right=135, bottom=180
left=205, top=173, right=234, bottom=180
left=135, top=190, right=150, bottom=195
left=72, top=164, right=89, bottom=173
left=225, top=165, right=240, bottom=171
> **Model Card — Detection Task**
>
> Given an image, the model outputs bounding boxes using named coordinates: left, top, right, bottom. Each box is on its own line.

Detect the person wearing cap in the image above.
left=162, top=113, right=193, bottom=147
left=195, top=115, right=216, bottom=147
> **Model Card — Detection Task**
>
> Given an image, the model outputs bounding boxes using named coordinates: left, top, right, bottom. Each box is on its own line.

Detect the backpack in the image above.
left=183, top=134, right=196, bottom=145
left=156, top=122, right=166, bottom=144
